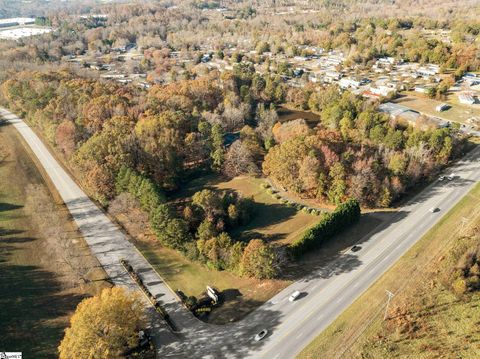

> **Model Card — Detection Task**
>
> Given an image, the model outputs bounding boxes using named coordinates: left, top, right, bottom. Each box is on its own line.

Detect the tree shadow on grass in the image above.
left=0, top=236, right=36, bottom=244
left=168, top=173, right=228, bottom=202
left=0, top=227, right=25, bottom=237
left=0, top=202, right=23, bottom=213
left=230, top=202, right=298, bottom=242
left=0, top=243, right=88, bottom=358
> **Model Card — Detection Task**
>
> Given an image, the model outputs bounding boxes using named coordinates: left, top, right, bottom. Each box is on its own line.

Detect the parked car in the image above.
left=447, top=173, right=455, bottom=180
left=254, top=329, right=268, bottom=342
left=289, top=290, right=301, bottom=302
left=439, top=175, right=445, bottom=181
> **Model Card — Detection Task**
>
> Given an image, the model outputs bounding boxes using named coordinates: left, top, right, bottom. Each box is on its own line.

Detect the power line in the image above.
left=384, top=290, right=395, bottom=320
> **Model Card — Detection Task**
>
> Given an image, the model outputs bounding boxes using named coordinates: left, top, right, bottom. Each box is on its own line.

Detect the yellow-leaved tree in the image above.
left=58, top=287, right=146, bottom=359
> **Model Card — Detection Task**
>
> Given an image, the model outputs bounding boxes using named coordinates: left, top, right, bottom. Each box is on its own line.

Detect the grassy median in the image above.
left=0, top=123, right=108, bottom=357
left=298, top=182, right=480, bottom=359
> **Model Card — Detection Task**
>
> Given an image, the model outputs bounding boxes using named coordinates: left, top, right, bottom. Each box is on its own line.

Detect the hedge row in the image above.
left=289, top=199, right=361, bottom=258
left=116, top=166, right=165, bottom=214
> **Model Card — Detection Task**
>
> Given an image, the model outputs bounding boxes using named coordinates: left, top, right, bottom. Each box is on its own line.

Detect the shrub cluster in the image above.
left=450, top=244, right=480, bottom=296
left=289, top=199, right=361, bottom=258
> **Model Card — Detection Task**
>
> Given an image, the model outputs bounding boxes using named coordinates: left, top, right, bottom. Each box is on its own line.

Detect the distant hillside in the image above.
left=207, top=0, right=480, bottom=19
left=0, top=0, right=107, bottom=19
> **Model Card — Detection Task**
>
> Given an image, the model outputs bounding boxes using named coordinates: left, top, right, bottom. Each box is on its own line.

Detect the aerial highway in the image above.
left=2, top=107, right=479, bottom=358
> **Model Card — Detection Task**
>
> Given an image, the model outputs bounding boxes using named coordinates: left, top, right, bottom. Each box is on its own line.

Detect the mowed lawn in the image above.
left=135, top=241, right=290, bottom=323
left=298, top=182, right=480, bottom=359
left=173, top=174, right=320, bottom=245
left=0, top=123, right=106, bottom=357
left=125, top=174, right=322, bottom=323
left=395, top=92, right=480, bottom=125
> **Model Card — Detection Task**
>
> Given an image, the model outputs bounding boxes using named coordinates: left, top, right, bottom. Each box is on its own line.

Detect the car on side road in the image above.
left=254, top=329, right=268, bottom=342
left=289, top=290, right=301, bottom=302
left=351, top=245, right=362, bottom=252
left=439, top=175, right=445, bottom=181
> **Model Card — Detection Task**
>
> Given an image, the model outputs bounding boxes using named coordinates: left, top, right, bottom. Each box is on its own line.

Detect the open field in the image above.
left=395, top=92, right=480, bottom=125
left=111, top=198, right=291, bottom=324
left=139, top=242, right=289, bottom=324
left=172, top=175, right=320, bottom=245
left=298, top=182, right=480, bottom=359
left=114, top=174, right=393, bottom=323
left=0, top=123, right=108, bottom=357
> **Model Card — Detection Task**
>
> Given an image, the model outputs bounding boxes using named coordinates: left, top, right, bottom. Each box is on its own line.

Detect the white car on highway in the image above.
left=289, top=290, right=301, bottom=302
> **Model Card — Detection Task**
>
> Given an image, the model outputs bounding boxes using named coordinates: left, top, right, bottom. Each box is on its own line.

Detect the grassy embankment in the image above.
left=0, top=123, right=108, bottom=357
left=298, top=182, right=480, bottom=359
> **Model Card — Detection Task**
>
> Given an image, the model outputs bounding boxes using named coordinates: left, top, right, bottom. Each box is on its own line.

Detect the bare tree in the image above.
left=222, top=102, right=250, bottom=132
left=223, top=140, right=258, bottom=177
left=24, top=185, right=99, bottom=287
left=256, top=104, right=278, bottom=142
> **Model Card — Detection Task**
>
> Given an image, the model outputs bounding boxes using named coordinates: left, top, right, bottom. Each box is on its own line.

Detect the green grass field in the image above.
left=115, top=173, right=394, bottom=323
left=125, top=174, right=390, bottom=323
left=298, top=182, right=480, bottom=359
left=0, top=124, right=107, bottom=357
left=172, top=174, right=320, bottom=245
left=125, top=174, right=320, bottom=323
left=135, top=241, right=290, bottom=323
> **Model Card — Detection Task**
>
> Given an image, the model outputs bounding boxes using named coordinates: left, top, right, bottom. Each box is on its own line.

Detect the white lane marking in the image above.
left=380, top=256, right=390, bottom=263
left=295, top=331, right=304, bottom=340
left=316, top=314, right=325, bottom=322
left=335, top=296, right=343, bottom=304
left=352, top=282, right=360, bottom=288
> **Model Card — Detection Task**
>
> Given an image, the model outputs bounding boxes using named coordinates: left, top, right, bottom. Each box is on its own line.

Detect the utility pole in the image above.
left=384, top=290, right=395, bottom=320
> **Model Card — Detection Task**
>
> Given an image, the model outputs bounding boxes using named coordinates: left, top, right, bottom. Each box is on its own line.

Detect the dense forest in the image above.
left=0, top=64, right=467, bottom=277
left=1, top=0, right=479, bottom=75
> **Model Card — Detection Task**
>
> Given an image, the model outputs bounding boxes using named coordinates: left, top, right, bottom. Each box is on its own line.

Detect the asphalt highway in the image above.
left=2, top=107, right=479, bottom=359
left=251, top=146, right=480, bottom=359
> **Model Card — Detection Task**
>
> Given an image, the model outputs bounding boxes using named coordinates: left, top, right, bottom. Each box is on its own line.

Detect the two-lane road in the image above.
left=2, top=106, right=479, bottom=359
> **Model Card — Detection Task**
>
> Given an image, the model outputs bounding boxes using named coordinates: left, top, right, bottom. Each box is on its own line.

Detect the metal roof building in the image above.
left=378, top=102, right=421, bottom=123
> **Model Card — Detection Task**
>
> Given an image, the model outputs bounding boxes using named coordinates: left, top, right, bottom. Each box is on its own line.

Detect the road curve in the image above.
left=2, top=107, right=479, bottom=358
